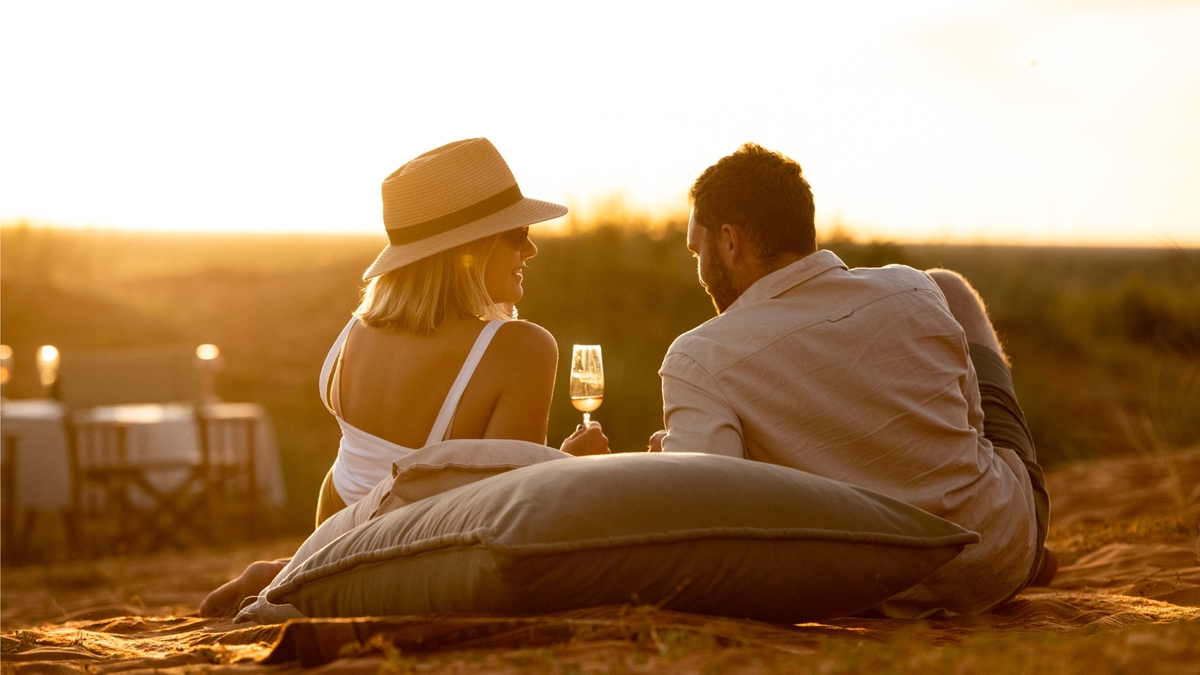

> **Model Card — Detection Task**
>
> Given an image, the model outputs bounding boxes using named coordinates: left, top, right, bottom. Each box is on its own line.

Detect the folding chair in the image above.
left=59, top=347, right=211, bottom=554
left=65, top=414, right=210, bottom=553
left=196, top=407, right=261, bottom=541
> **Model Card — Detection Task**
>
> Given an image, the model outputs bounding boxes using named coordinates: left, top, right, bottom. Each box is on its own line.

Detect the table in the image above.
left=1, top=400, right=286, bottom=509
left=0, top=398, right=287, bottom=555
left=2, top=399, right=72, bottom=561
left=1, top=399, right=73, bottom=509
left=71, top=403, right=204, bottom=508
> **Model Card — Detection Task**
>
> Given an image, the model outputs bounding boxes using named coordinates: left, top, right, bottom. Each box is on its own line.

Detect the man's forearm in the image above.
left=660, top=353, right=745, bottom=457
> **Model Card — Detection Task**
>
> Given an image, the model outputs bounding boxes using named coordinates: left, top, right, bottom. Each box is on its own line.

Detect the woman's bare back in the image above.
left=335, top=315, right=558, bottom=447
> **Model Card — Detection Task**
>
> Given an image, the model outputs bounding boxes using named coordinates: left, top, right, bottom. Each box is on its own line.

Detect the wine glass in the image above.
left=569, top=344, right=604, bottom=425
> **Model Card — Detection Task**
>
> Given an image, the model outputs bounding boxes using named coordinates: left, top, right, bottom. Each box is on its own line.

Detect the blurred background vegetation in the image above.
left=3, top=223, right=1197, bottom=534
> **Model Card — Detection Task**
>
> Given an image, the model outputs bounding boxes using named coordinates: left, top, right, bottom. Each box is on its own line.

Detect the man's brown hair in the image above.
left=689, top=143, right=816, bottom=261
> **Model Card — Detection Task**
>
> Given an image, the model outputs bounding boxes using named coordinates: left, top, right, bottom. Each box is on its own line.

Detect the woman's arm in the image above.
left=467, top=320, right=610, bottom=454
left=480, top=321, right=559, bottom=442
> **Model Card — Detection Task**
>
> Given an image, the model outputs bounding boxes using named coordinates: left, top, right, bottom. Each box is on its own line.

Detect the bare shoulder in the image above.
left=491, top=320, right=558, bottom=364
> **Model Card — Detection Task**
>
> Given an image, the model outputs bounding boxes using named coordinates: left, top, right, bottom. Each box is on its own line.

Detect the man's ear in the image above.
left=719, top=223, right=745, bottom=264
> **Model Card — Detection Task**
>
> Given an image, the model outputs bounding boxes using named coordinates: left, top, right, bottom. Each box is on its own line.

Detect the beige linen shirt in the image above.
left=660, top=250, right=1036, bottom=617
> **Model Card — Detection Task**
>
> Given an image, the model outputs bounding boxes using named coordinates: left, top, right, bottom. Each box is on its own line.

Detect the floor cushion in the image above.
left=236, top=439, right=569, bottom=623
left=266, top=453, right=980, bottom=623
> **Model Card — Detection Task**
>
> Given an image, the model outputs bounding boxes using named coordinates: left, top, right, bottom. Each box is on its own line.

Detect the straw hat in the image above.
left=363, top=138, right=567, bottom=279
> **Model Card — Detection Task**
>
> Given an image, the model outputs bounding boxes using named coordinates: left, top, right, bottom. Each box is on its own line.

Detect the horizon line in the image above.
left=1, top=218, right=1196, bottom=251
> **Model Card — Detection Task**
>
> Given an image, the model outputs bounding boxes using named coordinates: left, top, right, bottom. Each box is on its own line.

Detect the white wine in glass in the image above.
left=569, top=344, right=604, bottom=425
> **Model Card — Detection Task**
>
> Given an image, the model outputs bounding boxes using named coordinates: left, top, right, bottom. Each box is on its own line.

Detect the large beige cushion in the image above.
left=236, top=438, right=569, bottom=623
left=267, top=453, right=980, bottom=623
left=235, top=473, right=395, bottom=623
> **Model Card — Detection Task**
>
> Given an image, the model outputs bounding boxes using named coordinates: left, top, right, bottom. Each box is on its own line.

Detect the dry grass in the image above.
left=1049, top=513, right=1196, bottom=568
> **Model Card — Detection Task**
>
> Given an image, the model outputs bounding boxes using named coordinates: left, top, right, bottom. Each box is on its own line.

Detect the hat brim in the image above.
left=363, top=197, right=568, bottom=280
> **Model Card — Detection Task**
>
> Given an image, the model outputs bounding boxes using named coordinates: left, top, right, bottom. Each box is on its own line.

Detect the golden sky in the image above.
left=1, top=0, right=1197, bottom=246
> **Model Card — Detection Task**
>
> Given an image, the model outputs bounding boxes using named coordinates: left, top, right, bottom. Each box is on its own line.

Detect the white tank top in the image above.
left=319, top=317, right=504, bottom=505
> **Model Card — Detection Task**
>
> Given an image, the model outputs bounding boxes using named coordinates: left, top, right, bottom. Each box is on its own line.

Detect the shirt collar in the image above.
left=726, top=249, right=849, bottom=312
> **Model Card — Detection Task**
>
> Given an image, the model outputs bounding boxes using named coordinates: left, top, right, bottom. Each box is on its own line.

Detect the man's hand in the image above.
left=648, top=430, right=667, bottom=452
left=560, top=421, right=610, bottom=456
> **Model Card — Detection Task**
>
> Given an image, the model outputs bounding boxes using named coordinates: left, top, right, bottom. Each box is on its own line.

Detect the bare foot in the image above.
left=199, top=559, right=289, bottom=618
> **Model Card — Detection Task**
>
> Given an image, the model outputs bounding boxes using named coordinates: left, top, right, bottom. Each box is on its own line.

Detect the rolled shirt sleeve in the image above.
left=659, top=350, right=745, bottom=458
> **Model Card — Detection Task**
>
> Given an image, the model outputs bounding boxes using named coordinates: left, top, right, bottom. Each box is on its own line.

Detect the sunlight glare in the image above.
left=0, top=0, right=1196, bottom=246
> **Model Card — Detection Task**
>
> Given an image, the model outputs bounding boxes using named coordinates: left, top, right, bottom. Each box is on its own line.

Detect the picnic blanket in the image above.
left=3, top=449, right=1198, bottom=673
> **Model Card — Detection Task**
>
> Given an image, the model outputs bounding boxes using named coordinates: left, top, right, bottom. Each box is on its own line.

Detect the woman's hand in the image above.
left=199, top=558, right=289, bottom=618
left=560, top=421, right=610, bottom=456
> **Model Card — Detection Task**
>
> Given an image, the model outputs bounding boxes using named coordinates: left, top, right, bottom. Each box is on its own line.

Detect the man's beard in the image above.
left=702, top=247, right=739, bottom=314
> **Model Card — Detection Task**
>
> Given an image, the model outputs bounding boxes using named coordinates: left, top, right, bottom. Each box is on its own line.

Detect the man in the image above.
left=652, top=143, right=1051, bottom=617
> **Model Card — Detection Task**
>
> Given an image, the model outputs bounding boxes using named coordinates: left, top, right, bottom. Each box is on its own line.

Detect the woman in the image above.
left=201, top=138, right=606, bottom=616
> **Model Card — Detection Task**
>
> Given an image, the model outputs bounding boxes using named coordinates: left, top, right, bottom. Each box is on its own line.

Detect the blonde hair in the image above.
left=355, top=235, right=512, bottom=334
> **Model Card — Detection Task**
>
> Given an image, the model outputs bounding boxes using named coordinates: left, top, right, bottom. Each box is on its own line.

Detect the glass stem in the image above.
left=582, top=412, right=591, bottom=426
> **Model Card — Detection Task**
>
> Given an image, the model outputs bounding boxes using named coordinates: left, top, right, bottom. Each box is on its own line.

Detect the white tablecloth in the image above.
left=0, top=399, right=286, bottom=510
left=1, top=399, right=73, bottom=509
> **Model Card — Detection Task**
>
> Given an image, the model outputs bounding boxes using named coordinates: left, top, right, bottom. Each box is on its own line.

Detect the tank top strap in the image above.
left=425, top=320, right=505, bottom=445
left=319, top=317, right=358, bottom=415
